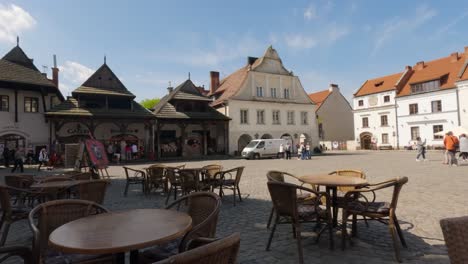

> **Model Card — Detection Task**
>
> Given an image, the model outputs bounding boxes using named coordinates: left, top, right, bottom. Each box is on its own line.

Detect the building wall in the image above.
left=458, top=80, right=468, bottom=127
left=353, top=90, right=398, bottom=148
left=0, top=87, right=60, bottom=152
left=396, top=89, right=459, bottom=147
left=317, top=89, right=354, bottom=141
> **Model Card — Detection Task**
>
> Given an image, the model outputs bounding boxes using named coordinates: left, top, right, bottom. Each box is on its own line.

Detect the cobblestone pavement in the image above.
left=2, top=150, right=466, bottom=263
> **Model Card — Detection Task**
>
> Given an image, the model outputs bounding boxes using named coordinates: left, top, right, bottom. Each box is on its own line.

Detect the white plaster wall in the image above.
left=458, top=80, right=468, bottom=128
left=317, top=90, right=354, bottom=141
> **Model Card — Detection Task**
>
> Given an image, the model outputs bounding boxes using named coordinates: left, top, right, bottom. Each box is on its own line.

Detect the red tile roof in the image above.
left=210, top=66, right=249, bottom=107
left=308, top=90, right=331, bottom=108
left=354, top=72, right=404, bottom=97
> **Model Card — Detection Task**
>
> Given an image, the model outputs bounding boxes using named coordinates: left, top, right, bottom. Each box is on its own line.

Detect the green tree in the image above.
left=140, top=98, right=161, bottom=109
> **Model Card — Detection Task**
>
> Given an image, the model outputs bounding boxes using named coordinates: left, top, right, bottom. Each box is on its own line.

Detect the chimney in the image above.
left=210, top=71, right=220, bottom=94
left=328, top=83, right=339, bottom=92
left=51, top=55, right=59, bottom=88
left=247, top=57, right=258, bottom=65
left=405, top=65, right=412, bottom=72
left=167, top=86, right=173, bottom=94
left=415, top=61, right=425, bottom=70
left=450, top=52, right=459, bottom=62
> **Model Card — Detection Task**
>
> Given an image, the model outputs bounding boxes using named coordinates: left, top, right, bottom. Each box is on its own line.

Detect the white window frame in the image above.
left=240, top=109, right=249, bottom=124
left=256, top=86, right=263, bottom=97
left=272, top=110, right=281, bottom=125
left=270, top=88, right=277, bottom=98
left=287, top=111, right=295, bottom=125
left=257, top=110, right=265, bottom=125
left=301, top=111, right=308, bottom=125
left=283, top=88, right=290, bottom=99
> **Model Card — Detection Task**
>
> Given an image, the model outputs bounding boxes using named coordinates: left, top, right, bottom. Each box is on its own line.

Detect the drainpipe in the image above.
left=395, top=101, right=400, bottom=149
left=456, top=88, right=461, bottom=126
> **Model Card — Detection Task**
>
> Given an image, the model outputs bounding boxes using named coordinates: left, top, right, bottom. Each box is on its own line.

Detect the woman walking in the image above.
left=459, top=134, right=468, bottom=162
left=415, top=137, right=427, bottom=161
left=37, top=148, right=49, bottom=171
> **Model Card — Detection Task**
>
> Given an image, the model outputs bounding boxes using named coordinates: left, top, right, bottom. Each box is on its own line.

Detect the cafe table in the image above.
left=299, top=174, right=368, bottom=227
left=49, top=208, right=192, bottom=264
left=30, top=179, right=91, bottom=190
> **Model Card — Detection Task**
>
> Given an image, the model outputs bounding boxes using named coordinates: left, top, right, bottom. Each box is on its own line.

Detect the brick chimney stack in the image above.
left=450, top=52, right=459, bottom=62
left=210, top=71, right=220, bottom=94
left=415, top=61, right=425, bottom=70
left=51, top=55, right=59, bottom=88
left=464, top=46, right=468, bottom=56
left=328, top=84, right=339, bottom=92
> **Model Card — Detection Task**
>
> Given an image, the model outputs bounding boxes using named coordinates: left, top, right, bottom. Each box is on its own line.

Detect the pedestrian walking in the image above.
left=458, top=134, right=468, bottom=161
left=131, top=143, right=138, bottom=159
left=277, top=144, right=284, bottom=159
left=11, top=148, right=24, bottom=173
left=306, top=143, right=311, bottom=160
left=125, top=144, right=132, bottom=161
left=3, top=146, right=10, bottom=168
left=37, top=148, right=49, bottom=171
left=415, top=137, right=427, bottom=161
left=107, top=143, right=114, bottom=162
left=444, top=131, right=459, bottom=166
left=285, top=143, right=291, bottom=160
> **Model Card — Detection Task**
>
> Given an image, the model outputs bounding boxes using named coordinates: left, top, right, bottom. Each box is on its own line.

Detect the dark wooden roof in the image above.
left=2, top=46, right=38, bottom=70
left=153, top=79, right=230, bottom=120
left=72, top=63, right=135, bottom=98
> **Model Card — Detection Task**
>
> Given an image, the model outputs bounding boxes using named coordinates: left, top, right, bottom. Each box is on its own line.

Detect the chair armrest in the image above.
left=185, top=237, right=219, bottom=251
left=0, top=245, right=32, bottom=264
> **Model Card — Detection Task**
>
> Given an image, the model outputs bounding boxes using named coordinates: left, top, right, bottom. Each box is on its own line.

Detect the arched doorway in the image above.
left=299, top=133, right=310, bottom=144
left=261, top=134, right=273, bottom=139
left=360, top=132, right=372, bottom=150
left=280, top=133, right=293, bottom=146
left=0, top=134, right=26, bottom=149
left=237, top=134, right=252, bottom=154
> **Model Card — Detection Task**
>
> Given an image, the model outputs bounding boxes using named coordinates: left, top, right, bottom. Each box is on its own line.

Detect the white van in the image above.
left=241, top=139, right=288, bottom=159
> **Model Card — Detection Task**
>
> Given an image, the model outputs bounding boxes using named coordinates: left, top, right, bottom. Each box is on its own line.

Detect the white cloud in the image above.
left=285, top=34, right=317, bottom=49
left=0, top=4, right=36, bottom=44
left=327, top=25, right=350, bottom=42
left=59, top=61, right=94, bottom=95
left=435, top=9, right=468, bottom=37
left=304, top=4, right=317, bottom=20
left=372, top=4, right=437, bottom=55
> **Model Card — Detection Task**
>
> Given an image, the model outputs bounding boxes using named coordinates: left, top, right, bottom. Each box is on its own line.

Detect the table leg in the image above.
left=130, top=250, right=139, bottom=264
left=116, top=252, right=125, bottom=264
left=332, top=187, right=338, bottom=227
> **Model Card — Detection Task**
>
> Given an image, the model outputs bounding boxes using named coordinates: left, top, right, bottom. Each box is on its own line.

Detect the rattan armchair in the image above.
left=201, top=165, right=223, bottom=191
left=0, top=245, right=32, bottom=263
left=341, top=177, right=408, bottom=262
left=440, top=216, right=468, bottom=264
left=140, top=192, right=222, bottom=263
left=153, top=233, right=240, bottom=264
left=266, top=181, right=333, bottom=264
left=72, top=180, right=110, bottom=204
left=28, top=199, right=114, bottom=264
left=4, top=175, right=35, bottom=205
left=146, top=165, right=167, bottom=194
left=213, top=167, right=245, bottom=206
left=123, top=166, right=146, bottom=196
left=165, top=167, right=183, bottom=205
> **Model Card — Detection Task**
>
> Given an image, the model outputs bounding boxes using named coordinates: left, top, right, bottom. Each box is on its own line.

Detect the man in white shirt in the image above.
left=131, top=143, right=138, bottom=160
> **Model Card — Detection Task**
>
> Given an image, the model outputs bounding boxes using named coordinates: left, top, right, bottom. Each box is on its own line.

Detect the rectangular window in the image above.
left=409, top=104, right=418, bottom=115
left=431, top=100, right=442, bottom=113
left=287, top=111, right=295, bottom=125
left=384, top=95, right=390, bottom=103
left=358, top=100, right=364, bottom=106
left=272, top=110, right=280, bottom=124
left=240, top=110, right=248, bottom=124
left=256, top=110, right=265, bottom=124
left=24, top=97, right=39, bottom=113
left=301, top=111, right=308, bottom=125
left=256, top=86, right=263, bottom=97
left=362, top=117, right=369, bottom=128
left=433, top=125, right=443, bottom=139
left=411, top=127, right=420, bottom=140
left=270, top=88, right=277, bottom=98
left=411, top=80, right=440, bottom=94
left=283, top=88, right=290, bottom=99
left=382, top=133, right=389, bottom=144
left=0, top=95, right=9, bottom=111
left=380, top=115, right=388, bottom=126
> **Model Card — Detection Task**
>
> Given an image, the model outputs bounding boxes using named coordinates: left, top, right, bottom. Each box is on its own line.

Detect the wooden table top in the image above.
left=49, top=208, right=192, bottom=255
left=30, top=180, right=90, bottom=189
left=299, top=174, right=368, bottom=187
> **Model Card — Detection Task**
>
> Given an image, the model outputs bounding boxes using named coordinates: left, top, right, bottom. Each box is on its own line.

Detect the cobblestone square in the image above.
left=2, top=150, right=466, bottom=263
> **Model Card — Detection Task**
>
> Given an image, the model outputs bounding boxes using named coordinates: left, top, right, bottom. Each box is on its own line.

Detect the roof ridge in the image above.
left=2, top=45, right=39, bottom=71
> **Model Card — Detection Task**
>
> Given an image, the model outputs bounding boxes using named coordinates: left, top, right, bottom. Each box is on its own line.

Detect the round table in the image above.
left=299, top=174, right=368, bottom=227
left=30, top=180, right=90, bottom=189
left=49, top=208, right=192, bottom=264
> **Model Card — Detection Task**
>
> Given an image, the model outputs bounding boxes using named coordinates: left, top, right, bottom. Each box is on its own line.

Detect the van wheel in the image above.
left=254, top=153, right=260, bottom=159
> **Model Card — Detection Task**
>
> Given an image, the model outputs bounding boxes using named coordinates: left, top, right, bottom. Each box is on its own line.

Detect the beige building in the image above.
left=0, top=43, right=63, bottom=157
left=308, top=84, right=354, bottom=149
left=208, top=46, right=318, bottom=155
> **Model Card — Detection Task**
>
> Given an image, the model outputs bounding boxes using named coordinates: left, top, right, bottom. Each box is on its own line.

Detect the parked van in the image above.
left=241, top=139, right=288, bottom=159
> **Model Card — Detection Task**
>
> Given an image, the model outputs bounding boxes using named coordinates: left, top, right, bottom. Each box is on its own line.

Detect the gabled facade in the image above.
left=209, top=46, right=318, bottom=155
left=309, top=84, right=354, bottom=146
left=0, top=43, right=63, bottom=157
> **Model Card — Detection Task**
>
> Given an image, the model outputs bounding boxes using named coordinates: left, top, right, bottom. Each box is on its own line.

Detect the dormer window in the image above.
left=411, top=79, right=440, bottom=94
left=375, top=81, right=384, bottom=87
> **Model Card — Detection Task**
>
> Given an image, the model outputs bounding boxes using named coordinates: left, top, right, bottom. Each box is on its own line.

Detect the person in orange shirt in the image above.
left=444, top=131, right=459, bottom=166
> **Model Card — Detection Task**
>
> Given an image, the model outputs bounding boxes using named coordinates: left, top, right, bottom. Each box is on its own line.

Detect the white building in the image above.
left=456, top=47, right=468, bottom=128
left=209, top=46, right=318, bottom=155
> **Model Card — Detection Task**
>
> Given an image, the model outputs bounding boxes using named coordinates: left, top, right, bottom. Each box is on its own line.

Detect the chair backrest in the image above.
left=5, top=175, right=33, bottom=189
left=202, top=165, right=223, bottom=180
left=179, top=169, right=199, bottom=192
left=329, top=170, right=366, bottom=193
left=232, top=167, right=244, bottom=185
left=28, top=199, right=109, bottom=262
left=266, top=171, right=285, bottom=182
left=123, top=167, right=145, bottom=180
left=267, top=181, right=299, bottom=219
left=440, top=216, right=468, bottom=264
left=0, top=186, right=12, bottom=217
left=155, top=233, right=240, bottom=264
left=146, top=165, right=166, bottom=180
left=166, top=192, right=221, bottom=252
left=71, top=172, right=92, bottom=181
left=75, top=180, right=109, bottom=204
left=165, top=167, right=181, bottom=184
left=390, top=177, right=408, bottom=213
left=40, top=176, right=72, bottom=183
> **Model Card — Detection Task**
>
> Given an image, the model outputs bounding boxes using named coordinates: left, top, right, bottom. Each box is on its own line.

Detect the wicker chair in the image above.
left=39, top=176, right=73, bottom=183
left=179, top=169, right=204, bottom=194
left=73, top=180, right=110, bottom=204
left=213, top=167, right=245, bottom=206
left=266, top=181, right=333, bottom=264
left=201, top=165, right=223, bottom=191
left=123, top=167, right=146, bottom=196
left=70, top=172, right=92, bottom=181
left=146, top=165, right=167, bottom=194
left=341, top=177, right=408, bottom=262
left=140, top=192, right=222, bottom=263
left=440, top=216, right=468, bottom=264
left=4, top=175, right=35, bottom=205
left=28, top=199, right=114, bottom=264
left=153, top=233, right=240, bottom=264
left=0, top=245, right=32, bottom=263
left=266, top=171, right=317, bottom=229
left=165, top=167, right=183, bottom=205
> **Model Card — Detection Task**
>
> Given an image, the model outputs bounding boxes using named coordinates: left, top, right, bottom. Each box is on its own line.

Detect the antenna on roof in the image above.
left=188, top=72, right=191, bottom=80
left=104, top=55, right=107, bottom=65
left=16, top=36, right=19, bottom=46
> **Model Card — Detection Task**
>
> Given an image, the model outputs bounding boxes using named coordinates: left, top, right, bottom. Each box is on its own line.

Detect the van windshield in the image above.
left=245, top=141, right=258, bottom=148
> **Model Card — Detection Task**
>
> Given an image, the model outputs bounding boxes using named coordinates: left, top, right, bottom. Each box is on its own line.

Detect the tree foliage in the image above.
left=140, top=98, right=161, bottom=109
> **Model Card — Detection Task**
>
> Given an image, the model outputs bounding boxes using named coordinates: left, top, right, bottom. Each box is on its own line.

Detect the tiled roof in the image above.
left=2, top=46, right=38, bottom=71
left=308, top=90, right=331, bottom=109
left=398, top=52, right=467, bottom=96
left=354, top=72, right=403, bottom=97
left=46, top=97, right=154, bottom=118
left=72, top=63, right=135, bottom=98
left=210, top=66, right=249, bottom=107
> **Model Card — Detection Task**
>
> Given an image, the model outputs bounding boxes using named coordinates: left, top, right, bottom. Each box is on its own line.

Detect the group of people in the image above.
left=277, top=142, right=312, bottom=160
left=414, top=131, right=468, bottom=166
left=106, top=141, right=141, bottom=163
left=2, top=147, right=51, bottom=173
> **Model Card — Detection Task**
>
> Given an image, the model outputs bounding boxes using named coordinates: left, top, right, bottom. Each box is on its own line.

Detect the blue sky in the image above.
left=0, top=1, right=467, bottom=101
